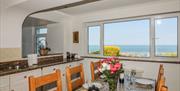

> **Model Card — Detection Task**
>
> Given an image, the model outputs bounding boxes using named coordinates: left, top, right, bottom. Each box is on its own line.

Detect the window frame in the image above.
left=154, top=16, right=178, bottom=58
left=35, top=26, right=48, bottom=54
left=87, top=25, right=101, bottom=55
left=85, top=13, right=180, bottom=61
left=86, top=23, right=103, bottom=56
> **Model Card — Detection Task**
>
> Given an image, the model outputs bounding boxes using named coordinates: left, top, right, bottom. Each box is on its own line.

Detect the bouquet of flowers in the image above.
left=98, top=57, right=123, bottom=91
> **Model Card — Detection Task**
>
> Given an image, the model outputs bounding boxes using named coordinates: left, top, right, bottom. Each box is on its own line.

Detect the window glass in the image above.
left=36, top=37, right=46, bottom=53
left=35, top=27, right=48, bottom=54
left=104, top=19, right=150, bottom=57
left=155, top=17, right=178, bottom=57
left=88, top=26, right=101, bottom=54
left=37, top=28, right=47, bottom=34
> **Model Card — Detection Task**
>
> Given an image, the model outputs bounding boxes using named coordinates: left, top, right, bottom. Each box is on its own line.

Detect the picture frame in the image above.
left=73, top=31, right=79, bottom=43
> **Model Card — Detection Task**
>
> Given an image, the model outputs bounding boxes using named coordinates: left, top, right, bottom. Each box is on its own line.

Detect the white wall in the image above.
left=47, top=23, right=64, bottom=53
left=22, top=26, right=35, bottom=57
left=0, top=0, right=4, bottom=48
left=62, top=19, right=74, bottom=53
left=0, top=1, right=32, bottom=61
left=1, top=7, right=30, bottom=48
left=63, top=0, right=180, bottom=91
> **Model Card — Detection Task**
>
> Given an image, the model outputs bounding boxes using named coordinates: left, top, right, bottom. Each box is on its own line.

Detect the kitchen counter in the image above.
left=0, top=58, right=83, bottom=76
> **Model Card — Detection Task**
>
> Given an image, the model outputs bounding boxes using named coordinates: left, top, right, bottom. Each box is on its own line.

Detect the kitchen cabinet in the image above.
left=65, top=61, right=78, bottom=68
left=42, top=65, right=60, bottom=75
left=9, top=69, right=41, bottom=91
left=59, top=64, right=67, bottom=91
left=41, top=61, right=81, bottom=91
left=0, top=75, right=9, bottom=91
left=0, top=59, right=84, bottom=91
left=42, top=64, right=67, bottom=91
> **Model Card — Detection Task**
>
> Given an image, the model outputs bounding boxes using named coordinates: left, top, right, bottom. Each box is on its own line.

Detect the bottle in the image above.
left=119, top=71, right=124, bottom=84
left=66, top=52, right=70, bottom=59
left=119, top=65, right=124, bottom=84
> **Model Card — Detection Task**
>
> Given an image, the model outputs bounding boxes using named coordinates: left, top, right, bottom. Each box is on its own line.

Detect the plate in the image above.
left=83, top=83, right=92, bottom=89
left=83, top=82, right=102, bottom=89
left=135, top=78, right=154, bottom=85
left=92, top=82, right=102, bottom=88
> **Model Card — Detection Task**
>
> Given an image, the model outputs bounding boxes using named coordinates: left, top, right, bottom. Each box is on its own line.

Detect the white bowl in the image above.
left=135, top=78, right=154, bottom=85
left=83, top=82, right=102, bottom=89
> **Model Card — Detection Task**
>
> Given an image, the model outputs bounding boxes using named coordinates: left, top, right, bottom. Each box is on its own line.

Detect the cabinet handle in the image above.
left=53, top=68, right=56, bottom=71
left=24, top=76, right=27, bottom=78
left=69, top=65, right=71, bottom=67
left=11, top=89, right=14, bottom=91
left=62, top=74, right=65, bottom=76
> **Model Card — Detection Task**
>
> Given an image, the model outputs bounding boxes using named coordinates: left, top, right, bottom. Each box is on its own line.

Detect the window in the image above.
left=155, top=17, right=178, bottom=57
left=104, top=19, right=150, bottom=57
left=86, top=13, right=179, bottom=59
left=35, top=27, right=48, bottom=54
left=36, top=28, right=47, bottom=34
left=88, top=26, right=101, bottom=54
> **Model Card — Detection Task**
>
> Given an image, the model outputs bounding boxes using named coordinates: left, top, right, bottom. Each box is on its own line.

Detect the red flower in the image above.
left=110, top=64, right=117, bottom=74
left=114, top=63, right=121, bottom=70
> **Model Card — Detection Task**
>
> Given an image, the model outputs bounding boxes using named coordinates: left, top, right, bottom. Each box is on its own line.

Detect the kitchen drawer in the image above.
left=42, top=65, right=60, bottom=75
left=9, top=69, right=41, bottom=91
left=0, top=75, right=9, bottom=87
left=65, top=62, right=78, bottom=68
left=0, top=86, right=9, bottom=91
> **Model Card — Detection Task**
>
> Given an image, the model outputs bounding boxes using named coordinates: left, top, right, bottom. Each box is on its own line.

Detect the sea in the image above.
left=88, top=45, right=177, bottom=54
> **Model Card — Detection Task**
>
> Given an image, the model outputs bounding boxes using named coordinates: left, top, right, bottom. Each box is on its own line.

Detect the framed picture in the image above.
left=73, top=31, right=79, bottom=43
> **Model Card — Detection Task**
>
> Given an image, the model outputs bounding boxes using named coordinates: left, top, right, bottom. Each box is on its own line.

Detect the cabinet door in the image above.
left=0, top=75, right=10, bottom=91
left=9, top=69, right=41, bottom=91
left=76, top=60, right=84, bottom=65
left=58, top=64, right=67, bottom=91
left=42, top=65, right=61, bottom=91
left=82, top=59, right=92, bottom=81
left=42, top=65, right=60, bottom=75
left=65, top=62, right=78, bottom=68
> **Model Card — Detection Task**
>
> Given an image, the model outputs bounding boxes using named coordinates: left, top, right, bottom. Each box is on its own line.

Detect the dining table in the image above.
left=75, top=77, right=156, bottom=91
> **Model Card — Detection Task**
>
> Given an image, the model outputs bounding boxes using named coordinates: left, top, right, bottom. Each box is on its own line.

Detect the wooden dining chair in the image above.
left=66, top=64, right=85, bottom=91
left=157, top=64, right=164, bottom=82
left=29, top=70, right=62, bottom=91
left=157, top=75, right=166, bottom=91
left=156, top=64, right=164, bottom=91
left=90, top=61, right=101, bottom=81
left=161, top=85, right=168, bottom=91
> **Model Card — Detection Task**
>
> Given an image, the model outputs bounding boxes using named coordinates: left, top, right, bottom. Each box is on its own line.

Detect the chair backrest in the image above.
left=157, top=64, right=164, bottom=81
left=157, top=75, right=165, bottom=91
left=66, top=64, right=85, bottom=91
left=161, top=86, right=168, bottom=91
left=29, top=70, right=62, bottom=91
left=90, top=61, right=101, bottom=81
left=156, top=64, right=166, bottom=91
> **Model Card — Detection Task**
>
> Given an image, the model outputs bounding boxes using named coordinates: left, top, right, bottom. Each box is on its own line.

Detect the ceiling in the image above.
left=30, top=11, right=71, bottom=22
left=14, top=0, right=174, bottom=24
left=7, top=0, right=165, bottom=15
left=23, top=17, right=56, bottom=27
left=7, top=0, right=82, bottom=12
left=59, top=0, right=160, bottom=15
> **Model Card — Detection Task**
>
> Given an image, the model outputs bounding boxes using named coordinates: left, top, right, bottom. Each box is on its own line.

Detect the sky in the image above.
left=88, top=17, right=177, bottom=46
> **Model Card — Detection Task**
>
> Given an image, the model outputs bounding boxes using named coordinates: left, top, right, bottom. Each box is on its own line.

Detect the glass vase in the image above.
left=107, top=78, right=117, bottom=91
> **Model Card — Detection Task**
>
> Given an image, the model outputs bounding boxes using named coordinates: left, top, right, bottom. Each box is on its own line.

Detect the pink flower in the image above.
left=110, top=64, right=117, bottom=72
left=99, top=57, right=122, bottom=75
left=114, top=63, right=121, bottom=70
left=111, top=71, right=114, bottom=74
